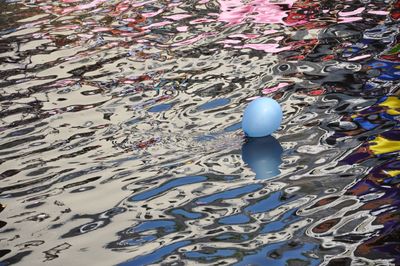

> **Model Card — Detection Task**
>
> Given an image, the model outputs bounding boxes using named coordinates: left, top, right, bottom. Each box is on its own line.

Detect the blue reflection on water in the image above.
left=130, top=176, right=207, bottom=201
left=171, top=209, right=202, bottom=219
left=241, top=136, right=283, bottom=180
left=261, top=208, right=300, bottom=234
left=185, top=249, right=236, bottom=261
left=196, top=184, right=262, bottom=205
left=214, top=233, right=249, bottom=241
left=197, top=98, right=230, bottom=111
left=148, top=103, right=172, bottom=112
left=219, top=213, right=251, bottom=224
left=245, top=191, right=283, bottom=214
left=131, top=220, right=176, bottom=234
left=224, top=122, right=242, bottom=132
left=217, top=191, right=293, bottom=226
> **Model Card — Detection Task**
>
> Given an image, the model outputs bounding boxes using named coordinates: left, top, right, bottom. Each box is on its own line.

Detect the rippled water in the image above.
left=1, top=0, right=400, bottom=265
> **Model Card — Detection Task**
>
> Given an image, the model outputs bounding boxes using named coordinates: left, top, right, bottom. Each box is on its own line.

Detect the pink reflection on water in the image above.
left=368, top=10, right=389, bottom=15
left=217, top=0, right=296, bottom=25
left=338, top=7, right=365, bottom=17
left=176, top=26, right=189, bottom=32
left=218, top=32, right=289, bottom=53
left=262, top=83, right=290, bottom=94
left=229, top=33, right=259, bottom=39
left=217, top=39, right=241, bottom=44
left=339, top=16, right=363, bottom=23
left=241, top=43, right=291, bottom=53
left=61, top=0, right=107, bottom=14
left=142, top=9, right=164, bottom=18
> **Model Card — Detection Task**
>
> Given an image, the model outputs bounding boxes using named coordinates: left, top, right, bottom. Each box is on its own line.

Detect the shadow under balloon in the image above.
left=241, top=136, right=283, bottom=180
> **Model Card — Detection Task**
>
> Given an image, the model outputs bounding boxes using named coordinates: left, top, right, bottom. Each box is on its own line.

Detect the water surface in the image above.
left=0, top=0, right=399, bottom=265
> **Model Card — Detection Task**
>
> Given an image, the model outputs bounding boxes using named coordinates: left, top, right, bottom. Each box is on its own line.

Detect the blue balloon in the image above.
left=242, top=97, right=282, bottom=137
left=242, top=136, right=283, bottom=180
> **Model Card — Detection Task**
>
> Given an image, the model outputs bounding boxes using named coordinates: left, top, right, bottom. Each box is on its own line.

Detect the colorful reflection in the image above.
left=0, top=0, right=400, bottom=265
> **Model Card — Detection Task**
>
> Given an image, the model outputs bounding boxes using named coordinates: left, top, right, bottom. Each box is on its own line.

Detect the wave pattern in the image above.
left=0, top=0, right=399, bottom=265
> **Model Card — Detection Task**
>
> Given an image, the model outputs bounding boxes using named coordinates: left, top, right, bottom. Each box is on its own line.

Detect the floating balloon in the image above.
left=242, top=97, right=282, bottom=137
left=242, top=136, right=283, bottom=180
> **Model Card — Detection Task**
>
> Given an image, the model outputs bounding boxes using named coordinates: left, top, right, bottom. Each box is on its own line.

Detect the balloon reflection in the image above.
left=241, top=136, right=283, bottom=180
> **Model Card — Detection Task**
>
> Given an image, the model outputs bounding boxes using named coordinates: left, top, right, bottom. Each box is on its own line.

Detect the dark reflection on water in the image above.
left=0, top=0, right=400, bottom=265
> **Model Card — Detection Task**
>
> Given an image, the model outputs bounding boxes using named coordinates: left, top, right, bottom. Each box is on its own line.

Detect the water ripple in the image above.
left=0, top=0, right=399, bottom=265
